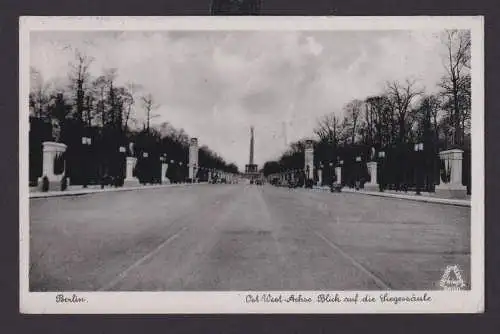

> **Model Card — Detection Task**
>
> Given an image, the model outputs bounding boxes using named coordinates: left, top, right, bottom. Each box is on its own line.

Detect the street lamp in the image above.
left=117, top=146, right=126, bottom=187
left=378, top=150, right=386, bottom=192
left=414, top=143, right=424, bottom=195
left=318, top=163, right=324, bottom=186
left=329, top=162, right=334, bottom=185
left=81, top=136, right=92, bottom=188
left=355, top=156, right=362, bottom=190
left=305, top=165, right=310, bottom=188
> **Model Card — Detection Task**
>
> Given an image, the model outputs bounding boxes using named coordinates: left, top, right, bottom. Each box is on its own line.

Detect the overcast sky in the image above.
left=30, top=30, right=447, bottom=171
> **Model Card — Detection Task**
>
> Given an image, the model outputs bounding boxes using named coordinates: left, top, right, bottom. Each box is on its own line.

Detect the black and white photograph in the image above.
left=20, top=16, right=484, bottom=313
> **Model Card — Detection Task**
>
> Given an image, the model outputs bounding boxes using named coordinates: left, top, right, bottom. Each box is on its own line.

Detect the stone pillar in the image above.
left=364, top=161, right=378, bottom=191
left=161, top=163, right=169, bottom=184
left=304, top=140, right=314, bottom=180
left=124, top=157, right=140, bottom=186
left=189, top=138, right=199, bottom=181
left=435, top=149, right=467, bottom=199
left=335, top=166, right=342, bottom=184
left=39, top=141, right=67, bottom=191
left=193, top=167, right=198, bottom=183
left=317, top=168, right=323, bottom=186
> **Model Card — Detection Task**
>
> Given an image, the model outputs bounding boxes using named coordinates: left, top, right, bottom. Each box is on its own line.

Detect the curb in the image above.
left=304, top=186, right=471, bottom=207
left=29, top=183, right=209, bottom=199
left=342, top=188, right=470, bottom=207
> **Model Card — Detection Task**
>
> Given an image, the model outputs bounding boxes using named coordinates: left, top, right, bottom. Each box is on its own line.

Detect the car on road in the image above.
left=330, top=182, right=343, bottom=192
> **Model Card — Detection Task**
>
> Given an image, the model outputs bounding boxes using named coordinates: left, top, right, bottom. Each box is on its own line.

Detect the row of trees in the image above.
left=29, top=50, right=238, bottom=185
left=263, top=30, right=471, bottom=190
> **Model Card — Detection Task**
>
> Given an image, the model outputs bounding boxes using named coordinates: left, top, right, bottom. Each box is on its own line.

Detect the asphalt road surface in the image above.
left=29, top=184, right=470, bottom=291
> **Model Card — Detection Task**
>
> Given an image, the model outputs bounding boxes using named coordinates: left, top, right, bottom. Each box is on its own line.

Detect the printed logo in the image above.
left=439, top=265, right=465, bottom=291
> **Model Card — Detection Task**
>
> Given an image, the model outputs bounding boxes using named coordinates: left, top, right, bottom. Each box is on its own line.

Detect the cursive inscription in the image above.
left=245, top=292, right=432, bottom=305
left=246, top=293, right=312, bottom=303
left=55, top=293, right=87, bottom=303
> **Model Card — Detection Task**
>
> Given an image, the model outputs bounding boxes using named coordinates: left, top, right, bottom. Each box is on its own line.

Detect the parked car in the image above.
left=330, top=182, right=342, bottom=192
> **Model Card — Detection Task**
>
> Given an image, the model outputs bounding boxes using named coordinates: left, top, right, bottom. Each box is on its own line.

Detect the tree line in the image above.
left=29, top=50, right=238, bottom=185
left=262, top=30, right=471, bottom=181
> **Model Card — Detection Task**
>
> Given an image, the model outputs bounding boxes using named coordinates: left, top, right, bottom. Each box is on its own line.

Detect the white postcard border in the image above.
left=19, top=16, right=484, bottom=314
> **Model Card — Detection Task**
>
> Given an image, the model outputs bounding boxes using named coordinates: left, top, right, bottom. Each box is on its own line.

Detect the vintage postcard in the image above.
left=20, top=16, right=484, bottom=313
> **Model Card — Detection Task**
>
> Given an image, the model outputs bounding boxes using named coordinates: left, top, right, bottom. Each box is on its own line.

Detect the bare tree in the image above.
left=386, top=79, right=423, bottom=143
left=122, top=82, right=142, bottom=131
left=314, top=112, right=339, bottom=144
left=141, top=93, right=160, bottom=132
left=440, top=29, right=471, bottom=146
left=91, top=68, right=117, bottom=128
left=68, top=50, right=94, bottom=124
left=104, top=68, right=119, bottom=129
left=288, top=139, right=307, bottom=155
left=420, top=94, right=442, bottom=145
left=92, top=75, right=108, bottom=127
left=29, top=66, right=51, bottom=120
left=343, top=99, right=364, bottom=144
left=365, top=95, right=392, bottom=147
left=361, top=100, right=378, bottom=146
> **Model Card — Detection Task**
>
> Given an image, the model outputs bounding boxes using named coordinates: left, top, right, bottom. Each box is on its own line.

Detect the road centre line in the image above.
left=313, top=230, right=392, bottom=290
left=98, top=226, right=188, bottom=291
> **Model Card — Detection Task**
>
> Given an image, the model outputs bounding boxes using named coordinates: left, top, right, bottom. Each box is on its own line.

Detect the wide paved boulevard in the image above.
left=29, top=184, right=470, bottom=291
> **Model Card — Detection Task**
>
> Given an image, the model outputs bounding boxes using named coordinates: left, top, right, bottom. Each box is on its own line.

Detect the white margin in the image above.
left=19, top=16, right=485, bottom=314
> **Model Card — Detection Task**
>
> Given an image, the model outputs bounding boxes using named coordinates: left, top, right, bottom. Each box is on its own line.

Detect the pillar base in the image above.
left=38, top=177, right=64, bottom=192
left=123, top=178, right=141, bottom=187
left=363, top=183, right=379, bottom=192
left=435, top=184, right=468, bottom=199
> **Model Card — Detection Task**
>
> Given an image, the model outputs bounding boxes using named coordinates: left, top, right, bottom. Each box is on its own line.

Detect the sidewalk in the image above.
left=29, top=182, right=208, bottom=199
left=310, top=186, right=471, bottom=207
